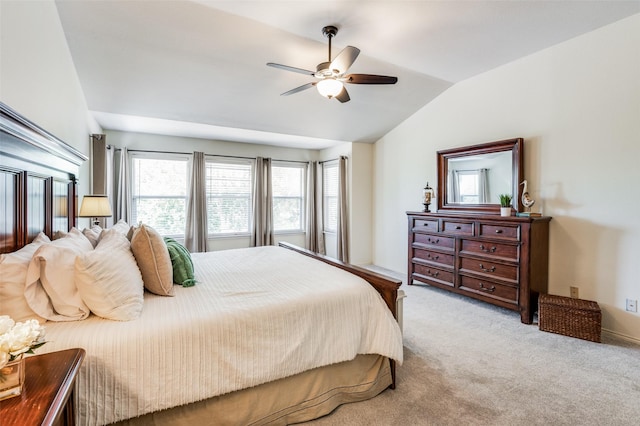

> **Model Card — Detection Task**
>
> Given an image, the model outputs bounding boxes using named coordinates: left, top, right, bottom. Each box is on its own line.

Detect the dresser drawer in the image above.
left=413, top=264, right=454, bottom=287
left=414, top=219, right=439, bottom=232
left=442, top=220, right=473, bottom=235
left=414, top=248, right=455, bottom=267
left=414, top=233, right=455, bottom=250
left=459, top=257, right=518, bottom=282
left=478, top=223, right=520, bottom=241
left=460, top=239, right=519, bottom=262
left=459, top=275, right=518, bottom=303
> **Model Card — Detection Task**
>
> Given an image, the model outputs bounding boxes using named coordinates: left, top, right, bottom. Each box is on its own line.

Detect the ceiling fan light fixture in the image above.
left=316, top=78, right=343, bottom=98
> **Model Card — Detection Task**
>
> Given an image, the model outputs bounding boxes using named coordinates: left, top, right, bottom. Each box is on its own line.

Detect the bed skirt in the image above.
left=112, top=354, right=391, bottom=426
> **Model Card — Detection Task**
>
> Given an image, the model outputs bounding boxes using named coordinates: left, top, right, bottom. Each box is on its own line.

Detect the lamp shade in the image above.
left=79, top=195, right=112, bottom=218
left=316, top=78, right=343, bottom=98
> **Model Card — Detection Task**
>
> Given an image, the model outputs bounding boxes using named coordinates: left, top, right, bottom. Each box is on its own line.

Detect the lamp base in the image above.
left=422, top=203, right=431, bottom=213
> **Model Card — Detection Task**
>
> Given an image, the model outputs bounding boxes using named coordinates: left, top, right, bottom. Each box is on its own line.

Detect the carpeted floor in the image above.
left=306, top=268, right=640, bottom=425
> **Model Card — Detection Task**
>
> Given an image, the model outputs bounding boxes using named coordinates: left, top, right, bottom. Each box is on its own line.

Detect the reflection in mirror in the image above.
left=437, top=138, right=523, bottom=214
left=447, top=151, right=512, bottom=204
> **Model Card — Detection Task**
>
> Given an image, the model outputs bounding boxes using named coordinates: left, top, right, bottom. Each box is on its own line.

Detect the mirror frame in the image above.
left=437, top=138, right=523, bottom=215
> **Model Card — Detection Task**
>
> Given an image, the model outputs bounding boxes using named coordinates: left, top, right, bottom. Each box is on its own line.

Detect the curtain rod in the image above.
left=319, top=158, right=342, bottom=164
left=106, top=146, right=334, bottom=165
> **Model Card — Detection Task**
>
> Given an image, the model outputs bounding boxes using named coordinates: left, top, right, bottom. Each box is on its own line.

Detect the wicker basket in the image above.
left=538, top=294, right=601, bottom=342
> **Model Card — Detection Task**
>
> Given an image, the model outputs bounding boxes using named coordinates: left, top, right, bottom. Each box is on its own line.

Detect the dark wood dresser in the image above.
left=407, top=212, right=551, bottom=323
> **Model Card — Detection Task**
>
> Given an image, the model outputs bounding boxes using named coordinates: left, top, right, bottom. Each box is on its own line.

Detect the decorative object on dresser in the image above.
left=407, top=212, right=551, bottom=324
left=520, top=180, right=535, bottom=212
left=498, top=193, right=513, bottom=217
left=538, top=294, right=601, bottom=342
left=422, top=182, right=435, bottom=212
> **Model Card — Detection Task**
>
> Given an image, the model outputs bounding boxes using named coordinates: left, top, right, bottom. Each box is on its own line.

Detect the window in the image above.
left=322, top=161, right=338, bottom=233
left=131, top=154, right=188, bottom=236
left=272, top=162, right=306, bottom=232
left=458, top=170, right=480, bottom=203
left=205, top=158, right=252, bottom=235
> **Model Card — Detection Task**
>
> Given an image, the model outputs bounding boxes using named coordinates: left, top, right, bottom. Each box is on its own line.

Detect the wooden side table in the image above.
left=0, top=348, right=85, bottom=426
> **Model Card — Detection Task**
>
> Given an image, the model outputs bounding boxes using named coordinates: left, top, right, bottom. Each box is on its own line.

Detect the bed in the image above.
left=0, top=102, right=403, bottom=425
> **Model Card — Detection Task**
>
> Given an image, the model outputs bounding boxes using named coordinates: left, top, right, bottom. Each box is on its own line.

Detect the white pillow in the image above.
left=110, top=219, right=131, bottom=236
left=0, top=233, right=49, bottom=323
left=82, top=225, right=103, bottom=248
left=75, top=229, right=144, bottom=321
left=24, top=228, right=93, bottom=321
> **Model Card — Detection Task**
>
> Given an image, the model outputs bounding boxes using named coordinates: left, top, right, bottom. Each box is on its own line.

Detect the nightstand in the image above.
left=0, top=348, right=85, bottom=426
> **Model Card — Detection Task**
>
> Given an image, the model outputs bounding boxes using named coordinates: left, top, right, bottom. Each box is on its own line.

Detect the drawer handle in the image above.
left=455, top=225, right=461, bottom=230
left=479, top=264, right=496, bottom=273
left=423, top=223, right=430, bottom=227
left=427, top=254, right=440, bottom=260
left=495, top=229, right=503, bottom=234
left=479, top=283, right=496, bottom=292
left=428, top=237, right=440, bottom=244
left=427, top=270, right=440, bottom=278
left=479, top=244, right=497, bottom=253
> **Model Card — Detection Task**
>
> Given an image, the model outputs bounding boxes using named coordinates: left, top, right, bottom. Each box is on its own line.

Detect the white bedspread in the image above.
left=40, top=246, right=403, bottom=425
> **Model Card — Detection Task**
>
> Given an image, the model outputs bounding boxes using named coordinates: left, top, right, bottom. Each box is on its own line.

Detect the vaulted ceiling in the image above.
left=55, top=1, right=639, bottom=149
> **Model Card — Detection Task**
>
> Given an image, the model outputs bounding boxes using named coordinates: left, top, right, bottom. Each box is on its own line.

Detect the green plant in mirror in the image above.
left=499, top=194, right=512, bottom=207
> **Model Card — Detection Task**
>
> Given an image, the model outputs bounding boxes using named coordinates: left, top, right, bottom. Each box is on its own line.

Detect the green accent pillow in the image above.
left=163, top=237, right=196, bottom=287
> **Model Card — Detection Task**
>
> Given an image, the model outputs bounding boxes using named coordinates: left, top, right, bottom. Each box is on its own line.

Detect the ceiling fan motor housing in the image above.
left=315, top=62, right=336, bottom=78
left=322, top=25, right=338, bottom=38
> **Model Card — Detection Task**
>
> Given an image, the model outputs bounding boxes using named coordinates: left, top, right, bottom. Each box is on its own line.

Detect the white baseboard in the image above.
left=602, top=328, right=640, bottom=345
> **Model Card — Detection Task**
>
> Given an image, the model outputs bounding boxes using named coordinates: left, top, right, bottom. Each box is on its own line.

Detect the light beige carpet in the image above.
left=305, top=269, right=640, bottom=425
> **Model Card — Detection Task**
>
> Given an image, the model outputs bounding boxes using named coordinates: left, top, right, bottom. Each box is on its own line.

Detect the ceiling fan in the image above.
left=267, top=25, right=398, bottom=103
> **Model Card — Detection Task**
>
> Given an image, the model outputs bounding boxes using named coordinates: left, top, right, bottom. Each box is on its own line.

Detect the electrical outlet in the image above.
left=626, top=299, right=638, bottom=313
left=570, top=286, right=579, bottom=299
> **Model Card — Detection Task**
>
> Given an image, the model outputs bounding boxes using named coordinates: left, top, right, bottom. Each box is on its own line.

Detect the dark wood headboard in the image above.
left=0, top=102, right=87, bottom=253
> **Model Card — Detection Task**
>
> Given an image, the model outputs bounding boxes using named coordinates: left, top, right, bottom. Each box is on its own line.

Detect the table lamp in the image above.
left=78, top=195, right=112, bottom=226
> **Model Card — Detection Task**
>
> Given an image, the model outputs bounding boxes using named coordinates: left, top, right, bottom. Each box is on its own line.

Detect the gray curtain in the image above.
left=115, top=147, right=131, bottom=223
left=478, top=168, right=489, bottom=204
left=336, top=156, right=349, bottom=263
left=447, top=170, right=460, bottom=203
left=104, top=145, right=115, bottom=228
left=90, top=134, right=111, bottom=228
left=185, top=151, right=208, bottom=252
left=250, top=157, right=274, bottom=247
left=305, top=161, right=325, bottom=253
left=102, top=143, right=128, bottom=225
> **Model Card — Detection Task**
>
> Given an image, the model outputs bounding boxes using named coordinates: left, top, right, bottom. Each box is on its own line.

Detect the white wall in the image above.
left=373, top=14, right=640, bottom=341
left=0, top=0, right=98, bottom=199
left=349, top=143, right=374, bottom=265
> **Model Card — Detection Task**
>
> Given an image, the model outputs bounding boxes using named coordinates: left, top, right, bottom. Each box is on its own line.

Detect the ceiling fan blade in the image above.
left=344, top=74, right=398, bottom=84
left=335, top=86, right=350, bottom=103
left=267, top=62, right=315, bottom=76
left=330, top=46, right=360, bottom=74
left=281, top=82, right=316, bottom=96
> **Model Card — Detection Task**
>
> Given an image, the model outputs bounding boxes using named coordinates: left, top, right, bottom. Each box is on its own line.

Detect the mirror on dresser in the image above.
left=437, top=138, right=523, bottom=214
